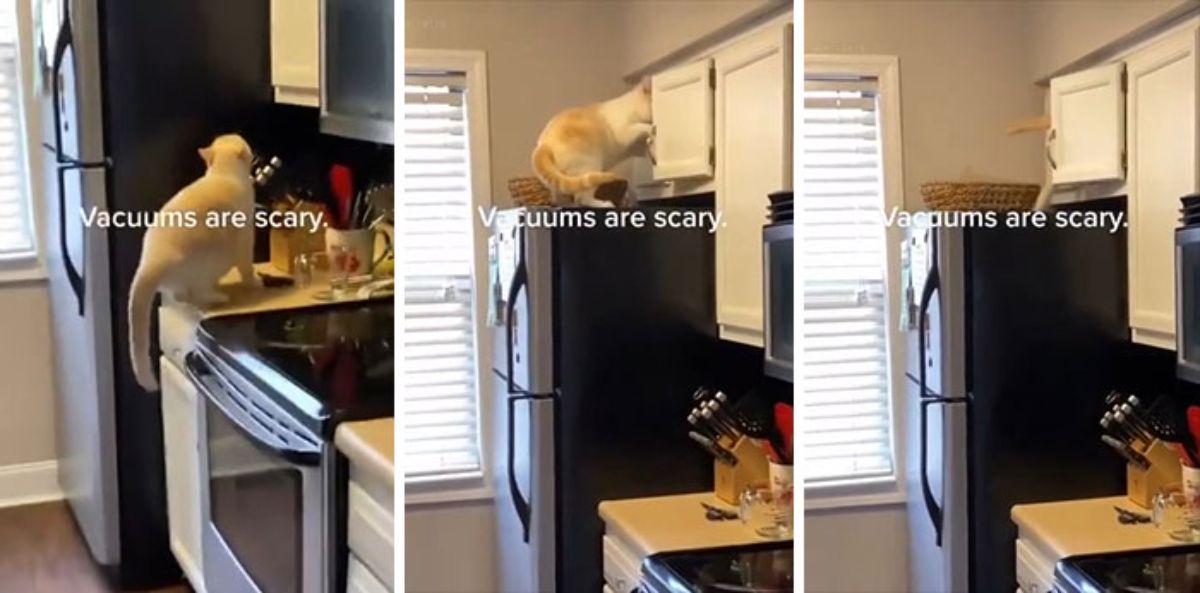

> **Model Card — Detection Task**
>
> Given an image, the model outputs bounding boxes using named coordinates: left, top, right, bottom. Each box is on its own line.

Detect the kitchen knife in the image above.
left=1101, top=434, right=1151, bottom=470
left=706, top=400, right=744, bottom=437
left=1113, top=410, right=1153, bottom=445
left=1101, top=413, right=1136, bottom=445
left=689, top=431, right=738, bottom=467
left=1119, top=402, right=1156, bottom=439
left=687, top=412, right=719, bottom=441
left=700, top=408, right=737, bottom=441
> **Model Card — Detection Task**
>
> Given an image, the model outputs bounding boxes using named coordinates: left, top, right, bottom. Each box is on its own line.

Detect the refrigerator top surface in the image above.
left=196, top=299, right=394, bottom=435
left=641, top=542, right=793, bottom=593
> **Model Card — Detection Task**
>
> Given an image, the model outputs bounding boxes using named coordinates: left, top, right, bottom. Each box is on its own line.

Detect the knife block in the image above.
left=1127, top=439, right=1182, bottom=509
left=714, top=436, right=770, bottom=505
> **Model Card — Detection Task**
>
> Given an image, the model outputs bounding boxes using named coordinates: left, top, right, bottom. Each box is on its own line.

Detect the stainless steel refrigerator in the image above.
left=488, top=204, right=765, bottom=592
left=36, top=0, right=271, bottom=586
left=903, top=200, right=1136, bottom=592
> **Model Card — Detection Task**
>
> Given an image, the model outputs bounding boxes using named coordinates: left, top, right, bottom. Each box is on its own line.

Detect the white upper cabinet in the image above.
left=1049, top=62, right=1126, bottom=185
left=271, top=0, right=321, bottom=107
left=1126, top=26, right=1199, bottom=350
left=714, top=24, right=792, bottom=346
left=651, top=59, right=715, bottom=180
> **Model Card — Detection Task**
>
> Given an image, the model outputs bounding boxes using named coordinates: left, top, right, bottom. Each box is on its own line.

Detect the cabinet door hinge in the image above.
left=1122, top=149, right=1128, bottom=172
left=709, top=66, right=716, bottom=90
left=1121, top=69, right=1128, bottom=93
left=709, top=145, right=715, bottom=167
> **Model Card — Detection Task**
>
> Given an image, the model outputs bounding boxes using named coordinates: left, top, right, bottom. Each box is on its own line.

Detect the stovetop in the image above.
left=195, top=300, right=394, bottom=437
left=641, top=542, right=793, bottom=593
left=1056, top=545, right=1200, bottom=593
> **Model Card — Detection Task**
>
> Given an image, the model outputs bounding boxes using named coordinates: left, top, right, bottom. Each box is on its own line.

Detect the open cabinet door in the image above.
left=650, top=58, right=714, bottom=180
left=1049, top=61, right=1125, bottom=185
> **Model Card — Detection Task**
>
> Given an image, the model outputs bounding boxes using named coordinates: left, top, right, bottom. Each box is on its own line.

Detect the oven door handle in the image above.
left=186, top=352, right=322, bottom=466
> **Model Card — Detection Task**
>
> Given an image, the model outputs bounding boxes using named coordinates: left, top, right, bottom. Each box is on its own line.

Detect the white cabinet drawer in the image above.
left=346, top=554, right=390, bottom=593
left=602, top=535, right=641, bottom=593
left=348, top=480, right=394, bottom=590
left=1014, top=539, right=1055, bottom=593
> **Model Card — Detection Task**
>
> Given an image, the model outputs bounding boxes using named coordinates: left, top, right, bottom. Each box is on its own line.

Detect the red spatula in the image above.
left=775, top=402, right=793, bottom=463
left=330, top=164, right=354, bottom=228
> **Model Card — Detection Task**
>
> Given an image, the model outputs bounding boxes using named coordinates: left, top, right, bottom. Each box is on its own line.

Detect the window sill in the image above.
left=405, top=471, right=494, bottom=507
left=0, top=259, right=46, bottom=285
left=805, top=476, right=906, bottom=511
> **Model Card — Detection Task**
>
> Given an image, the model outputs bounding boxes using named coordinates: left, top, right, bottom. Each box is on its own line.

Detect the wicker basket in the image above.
left=921, top=182, right=1039, bottom=211
left=508, top=176, right=555, bottom=207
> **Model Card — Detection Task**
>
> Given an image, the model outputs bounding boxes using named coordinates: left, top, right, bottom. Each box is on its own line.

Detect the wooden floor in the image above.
left=0, top=502, right=190, bottom=593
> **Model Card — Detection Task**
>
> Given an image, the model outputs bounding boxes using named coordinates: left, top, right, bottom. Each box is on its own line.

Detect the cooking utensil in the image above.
left=700, top=408, right=737, bottom=441
left=1101, top=434, right=1151, bottom=470
left=700, top=501, right=738, bottom=521
left=1186, top=406, right=1200, bottom=463
left=689, top=431, right=738, bottom=467
left=1113, top=505, right=1152, bottom=525
left=687, top=411, right=719, bottom=441
left=1113, top=410, right=1153, bottom=444
left=706, top=400, right=744, bottom=438
left=775, top=403, right=793, bottom=461
left=330, top=164, right=354, bottom=228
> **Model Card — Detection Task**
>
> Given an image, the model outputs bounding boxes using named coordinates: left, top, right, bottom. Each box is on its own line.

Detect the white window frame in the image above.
left=403, top=48, right=495, bottom=505
left=0, top=0, right=48, bottom=283
left=803, top=54, right=907, bottom=510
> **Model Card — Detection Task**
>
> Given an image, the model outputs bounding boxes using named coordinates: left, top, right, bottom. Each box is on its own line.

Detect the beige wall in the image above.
left=1026, top=0, right=1185, bottom=79
left=0, top=282, right=58, bottom=467
left=405, top=500, right=497, bottom=593
left=806, top=0, right=1045, bottom=211
left=407, top=0, right=628, bottom=208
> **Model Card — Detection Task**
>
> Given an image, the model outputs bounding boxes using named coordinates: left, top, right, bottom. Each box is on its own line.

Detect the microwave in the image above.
left=1178, top=226, right=1200, bottom=382
left=763, top=220, right=793, bottom=382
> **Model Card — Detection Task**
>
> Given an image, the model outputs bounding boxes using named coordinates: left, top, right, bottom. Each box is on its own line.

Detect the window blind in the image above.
left=0, top=3, right=33, bottom=259
left=802, top=76, right=895, bottom=484
left=402, top=72, right=483, bottom=481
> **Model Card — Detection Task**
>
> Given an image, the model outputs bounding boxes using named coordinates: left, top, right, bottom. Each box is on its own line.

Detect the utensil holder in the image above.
left=269, top=200, right=326, bottom=274
left=1128, top=439, right=1183, bottom=509
left=714, top=436, right=770, bottom=505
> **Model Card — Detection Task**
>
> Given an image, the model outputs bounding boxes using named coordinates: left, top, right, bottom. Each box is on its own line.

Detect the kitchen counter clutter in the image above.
left=1011, top=496, right=1178, bottom=592
left=598, top=492, right=790, bottom=592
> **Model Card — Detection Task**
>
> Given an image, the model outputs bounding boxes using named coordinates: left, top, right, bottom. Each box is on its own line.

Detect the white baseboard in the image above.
left=0, top=460, right=62, bottom=508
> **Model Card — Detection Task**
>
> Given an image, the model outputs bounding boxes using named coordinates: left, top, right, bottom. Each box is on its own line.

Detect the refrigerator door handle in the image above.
left=920, top=396, right=966, bottom=547
left=505, top=227, right=529, bottom=395
left=917, top=236, right=941, bottom=400
left=46, top=8, right=71, bottom=165
left=507, top=394, right=532, bottom=543
left=55, top=164, right=84, bottom=314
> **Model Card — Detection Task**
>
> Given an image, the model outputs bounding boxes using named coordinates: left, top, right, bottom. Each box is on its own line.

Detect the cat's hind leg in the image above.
left=574, top=188, right=615, bottom=209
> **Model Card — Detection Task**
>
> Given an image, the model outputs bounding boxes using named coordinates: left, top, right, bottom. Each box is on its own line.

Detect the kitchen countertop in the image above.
left=1012, top=495, right=1177, bottom=559
left=335, top=418, right=395, bottom=492
left=598, top=492, right=786, bottom=558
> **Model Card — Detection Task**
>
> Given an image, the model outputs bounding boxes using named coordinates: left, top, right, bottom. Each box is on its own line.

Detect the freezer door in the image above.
left=489, top=209, right=553, bottom=394
left=38, top=0, right=120, bottom=568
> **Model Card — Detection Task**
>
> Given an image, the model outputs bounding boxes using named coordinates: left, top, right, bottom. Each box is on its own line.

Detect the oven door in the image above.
left=186, top=353, right=327, bottom=593
left=763, top=222, right=794, bottom=382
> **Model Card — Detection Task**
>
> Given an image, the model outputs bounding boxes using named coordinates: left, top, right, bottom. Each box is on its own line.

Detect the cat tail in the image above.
left=531, top=145, right=619, bottom=194
left=128, top=256, right=167, bottom=392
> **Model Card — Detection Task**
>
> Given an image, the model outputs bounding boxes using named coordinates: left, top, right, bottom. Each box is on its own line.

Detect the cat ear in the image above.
left=198, top=146, right=215, bottom=167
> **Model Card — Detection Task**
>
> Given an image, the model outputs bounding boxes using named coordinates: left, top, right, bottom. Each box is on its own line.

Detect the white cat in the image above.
left=128, top=133, right=259, bottom=391
left=531, top=82, right=654, bottom=208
